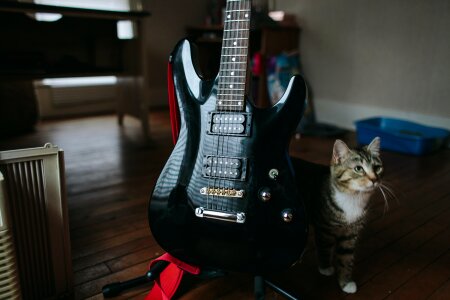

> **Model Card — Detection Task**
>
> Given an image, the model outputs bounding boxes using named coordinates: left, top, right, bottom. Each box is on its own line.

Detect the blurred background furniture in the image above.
left=0, top=1, right=151, bottom=137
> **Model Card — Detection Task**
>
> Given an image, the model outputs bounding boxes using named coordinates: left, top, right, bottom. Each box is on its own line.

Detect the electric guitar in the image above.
left=148, top=0, right=308, bottom=274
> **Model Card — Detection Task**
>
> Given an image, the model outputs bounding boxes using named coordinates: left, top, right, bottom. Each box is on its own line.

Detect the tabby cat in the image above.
left=293, top=137, right=383, bottom=293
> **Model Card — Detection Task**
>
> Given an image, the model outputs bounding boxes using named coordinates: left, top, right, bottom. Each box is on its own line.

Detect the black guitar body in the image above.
left=148, top=39, right=308, bottom=274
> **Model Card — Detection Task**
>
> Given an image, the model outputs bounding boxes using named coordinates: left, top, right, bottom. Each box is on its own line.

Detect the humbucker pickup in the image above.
left=202, top=155, right=247, bottom=181
left=207, top=112, right=252, bottom=136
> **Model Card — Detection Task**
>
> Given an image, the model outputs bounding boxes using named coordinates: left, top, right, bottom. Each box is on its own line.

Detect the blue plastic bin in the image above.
left=355, top=117, right=449, bottom=155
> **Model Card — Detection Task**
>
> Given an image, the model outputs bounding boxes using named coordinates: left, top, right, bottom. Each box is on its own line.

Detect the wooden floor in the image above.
left=0, top=110, right=449, bottom=300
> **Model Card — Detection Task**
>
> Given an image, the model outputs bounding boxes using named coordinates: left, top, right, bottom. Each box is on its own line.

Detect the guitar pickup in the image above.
left=207, top=112, right=252, bottom=136
left=202, top=155, right=247, bottom=181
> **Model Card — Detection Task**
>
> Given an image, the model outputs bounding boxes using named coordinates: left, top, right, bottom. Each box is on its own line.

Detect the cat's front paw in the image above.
left=318, top=266, right=335, bottom=276
left=341, top=281, right=357, bottom=294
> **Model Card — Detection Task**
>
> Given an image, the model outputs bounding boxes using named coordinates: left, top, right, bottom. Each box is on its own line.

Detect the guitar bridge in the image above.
left=195, top=207, right=246, bottom=224
left=200, top=187, right=244, bottom=198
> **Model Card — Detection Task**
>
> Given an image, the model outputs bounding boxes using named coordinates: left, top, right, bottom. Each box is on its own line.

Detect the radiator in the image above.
left=0, top=144, right=72, bottom=299
left=34, top=77, right=118, bottom=118
left=0, top=173, right=21, bottom=299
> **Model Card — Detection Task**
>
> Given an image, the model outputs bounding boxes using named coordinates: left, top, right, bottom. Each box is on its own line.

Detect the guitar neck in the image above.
left=217, top=0, right=251, bottom=112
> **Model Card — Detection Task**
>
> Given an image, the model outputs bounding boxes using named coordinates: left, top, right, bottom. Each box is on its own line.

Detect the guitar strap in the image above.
left=145, top=62, right=200, bottom=300
left=167, top=62, right=181, bottom=145
left=144, top=253, right=201, bottom=300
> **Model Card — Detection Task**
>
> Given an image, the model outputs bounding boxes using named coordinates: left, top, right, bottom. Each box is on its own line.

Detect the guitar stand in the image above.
left=102, top=261, right=300, bottom=300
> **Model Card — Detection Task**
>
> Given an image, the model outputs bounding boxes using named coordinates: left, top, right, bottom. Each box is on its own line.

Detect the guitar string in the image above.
left=221, top=0, right=236, bottom=212
left=227, top=0, right=249, bottom=213
left=230, top=0, right=249, bottom=213
left=223, top=0, right=236, bottom=212
left=230, top=0, right=245, bottom=213
left=223, top=0, right=246, bottom=213
left=221, top=0, right=233, bottom=212
left=213, top=0, right=233, bottom=211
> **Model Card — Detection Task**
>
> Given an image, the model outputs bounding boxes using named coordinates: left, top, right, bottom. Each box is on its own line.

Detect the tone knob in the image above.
left=259, top=187, right=272, bottom=202
left=268, top=168, right=279, bottom=180
left=281, top=209, right=294, bottom=223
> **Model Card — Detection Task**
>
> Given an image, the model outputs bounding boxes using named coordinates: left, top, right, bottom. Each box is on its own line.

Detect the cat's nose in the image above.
left=368, top=175, right=378, bottom=185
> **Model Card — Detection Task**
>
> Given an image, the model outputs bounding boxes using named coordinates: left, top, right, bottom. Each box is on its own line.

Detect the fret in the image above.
left=217, top=104, right=244, bottom=107
left=224, top=20, right=250, bottom=23
left=220, top=72, right=245, bottom=76
left=225, top=9, right=250, bottom=12
left=220, top=89, right=245, bottom=92
left=223, top=29, right=249, bottom=32
left=222, top=42, right=248, bottom=46
left=223, top=37, right=248, bottom=41
left=218, top=99, right=244, bottom=102
left=219, top=80, right=245, bottom=84
left=222, top=54, right=247, bottom=57
left=219, top=86, right=246, bottom=89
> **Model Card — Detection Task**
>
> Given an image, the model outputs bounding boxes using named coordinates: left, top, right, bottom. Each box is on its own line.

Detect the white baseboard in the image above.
left=314, top=99, right=450, bottom=130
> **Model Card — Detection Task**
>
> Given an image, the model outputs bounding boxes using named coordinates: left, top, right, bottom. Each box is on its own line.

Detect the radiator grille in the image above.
left=0, top=144, right=72, bottom=299
left=0, top=230, right=21, bottom=300
left=3, top=160, right=55, bottom=299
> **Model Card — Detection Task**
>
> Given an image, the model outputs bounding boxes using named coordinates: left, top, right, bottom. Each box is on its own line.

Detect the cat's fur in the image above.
left=293, top=137, right=383, bottom=293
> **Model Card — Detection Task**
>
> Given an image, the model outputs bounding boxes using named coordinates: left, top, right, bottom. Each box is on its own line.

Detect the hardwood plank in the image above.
left=385, top=250, right=450, bottom=299
left=72, top=227, right=151, bottom=260
left=72, top=237, right=153, bottom=272
left=105, top=244, right=164, bottom=273
left=74, top=261, right=151, bottom=299
left=74, top=263, right=110, bottom=286
left=427, top=279, right=450, bottom=300
left=346, top=226, right=450, bottom=299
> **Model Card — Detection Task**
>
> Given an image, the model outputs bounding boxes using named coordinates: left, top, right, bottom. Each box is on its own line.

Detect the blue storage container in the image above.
left=355, top=117, right=449, bottom=155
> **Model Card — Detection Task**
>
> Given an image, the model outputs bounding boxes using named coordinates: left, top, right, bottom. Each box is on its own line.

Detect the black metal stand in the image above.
left=102, top=261, right=169, bottom=298
left=102, top=261, right=300, bottom=299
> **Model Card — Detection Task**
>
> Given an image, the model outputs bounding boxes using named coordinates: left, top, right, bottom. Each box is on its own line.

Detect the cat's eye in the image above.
left=374, top=166, right=383, bottom=174
left=354, top=166, right=364, bottom=173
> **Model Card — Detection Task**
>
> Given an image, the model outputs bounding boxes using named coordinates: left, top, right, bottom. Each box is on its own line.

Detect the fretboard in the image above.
left=217, top=0, right=251, bottom=112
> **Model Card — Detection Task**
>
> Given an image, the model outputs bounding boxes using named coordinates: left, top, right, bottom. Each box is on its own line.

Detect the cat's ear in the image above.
left=367, top=137, right=381, bottom=156
left=333, top=139, right=350, bottom=164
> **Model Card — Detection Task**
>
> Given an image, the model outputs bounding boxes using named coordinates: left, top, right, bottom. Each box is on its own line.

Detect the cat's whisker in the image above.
left=380, top=181, right=402, bottom=204
left=377, top=185, right=390, bottom=214
left=380, top=182, right=400, bottom=205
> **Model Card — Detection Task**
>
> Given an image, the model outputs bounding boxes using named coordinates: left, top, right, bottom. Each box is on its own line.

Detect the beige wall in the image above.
left=141, top=0, right=449, bottom=128
left=277, top=0, right=450, bottom=128
left=141, top=0, right=208, bottom=106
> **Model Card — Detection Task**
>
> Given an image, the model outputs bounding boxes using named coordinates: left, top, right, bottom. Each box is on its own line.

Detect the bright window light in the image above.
left=42, top=76, right=118, bottom=87
left=31, top=0, right=131, bottom=11
left=28, top=12, right=63, bottom=22
left=117, top=20, right=137, bottom=39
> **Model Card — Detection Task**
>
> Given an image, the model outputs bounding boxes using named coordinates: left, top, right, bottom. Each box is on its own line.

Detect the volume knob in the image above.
left=281, top=209, right=294, bottom=223
left=259, top=188, right=272, bottom=202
